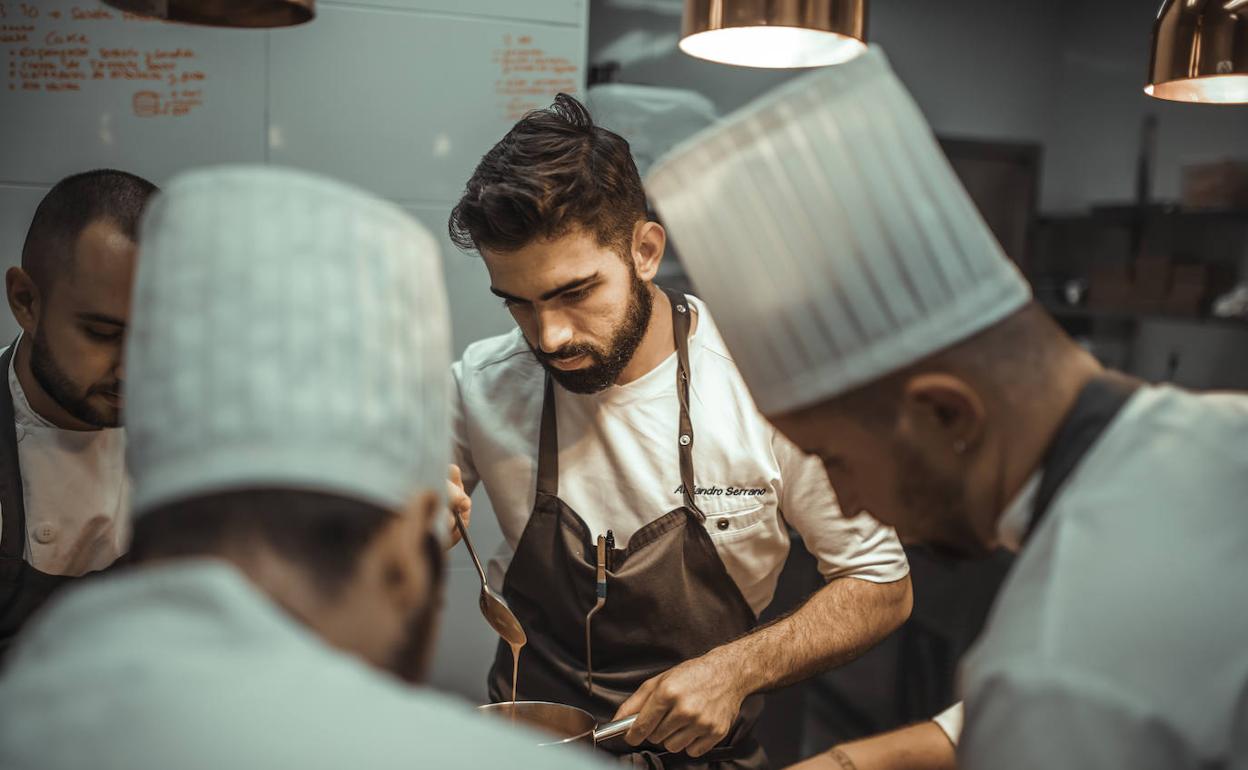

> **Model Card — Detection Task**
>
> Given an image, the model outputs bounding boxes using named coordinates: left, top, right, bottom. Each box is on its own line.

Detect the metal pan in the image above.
left=479, top=701, right=637, bottom=747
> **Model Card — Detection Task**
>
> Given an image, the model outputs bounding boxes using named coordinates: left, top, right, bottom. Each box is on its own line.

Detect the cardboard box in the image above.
left=1165, top=264, right=1210, bottom=316
left=1089, top=265, right=1132, bottom=310
left=1182, top=161, right=1248, bottom=209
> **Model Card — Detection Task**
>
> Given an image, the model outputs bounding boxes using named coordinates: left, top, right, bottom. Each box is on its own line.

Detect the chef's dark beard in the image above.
left=30, top=331, right=120, bottom=428
left=532, top=269, right=654, bottom=395
left=895, top=442, right=988, bottom=561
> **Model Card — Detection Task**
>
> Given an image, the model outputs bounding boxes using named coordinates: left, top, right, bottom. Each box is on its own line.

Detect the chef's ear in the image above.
left=631, top=220, right=665, bottom=282
left=6, top=267, right=41, bottom=335
left=896, top=373, right=986, bottom=458
left=378, top=490, right=443, bottom=604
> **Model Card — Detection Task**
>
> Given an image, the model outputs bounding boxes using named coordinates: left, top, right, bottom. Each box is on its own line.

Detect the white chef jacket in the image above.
left=0, top=341, right=129, bottom=575
left=923, top=478, right=1042, bottom=747
left=0, top=559, right=613, bottom=770
left=959, top=384, right=1248, bottom=769
left=452, top=296, right=908, bottom=615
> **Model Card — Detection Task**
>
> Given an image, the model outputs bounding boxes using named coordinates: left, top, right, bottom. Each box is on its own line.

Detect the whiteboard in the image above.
left=0, top=2, right=269, bottom=184
left=1, top=0, right=588, bottom=347
left=269, top=4, right=586, bottom=202
left=0, top=0, right=588, bottom=701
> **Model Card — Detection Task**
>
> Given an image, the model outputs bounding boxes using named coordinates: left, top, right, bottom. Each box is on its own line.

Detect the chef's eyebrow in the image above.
left=77, top=312, right=126, bottom=327
left=489, top=273, right=600, bottom=304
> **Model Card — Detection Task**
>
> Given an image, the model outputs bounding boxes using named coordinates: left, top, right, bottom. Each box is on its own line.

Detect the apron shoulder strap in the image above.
left=1026, top=372, right=1142, bottom=542
left=664, top=289, right=703, bottom=520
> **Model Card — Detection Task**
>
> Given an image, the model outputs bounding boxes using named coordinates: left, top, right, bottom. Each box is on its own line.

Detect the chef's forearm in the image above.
left=718, top=574, right=912, bottom=695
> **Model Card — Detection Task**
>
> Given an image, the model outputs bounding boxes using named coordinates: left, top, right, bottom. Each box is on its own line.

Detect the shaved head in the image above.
left=21, top=169, right=157, bottom=291
left=837, top=303, right=1071, bottom=428
left=771, top=304, right=1091, bottom=557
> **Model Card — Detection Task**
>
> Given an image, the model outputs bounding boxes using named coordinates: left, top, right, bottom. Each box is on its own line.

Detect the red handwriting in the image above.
left=44, top=30, right=88, bottom=45
left=493, top=32, right=581, bottom=122
left=71, top=7, right=113, bottom=20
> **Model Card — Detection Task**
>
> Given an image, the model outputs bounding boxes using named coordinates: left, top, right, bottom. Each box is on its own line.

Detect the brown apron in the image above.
left=488, top=290, right=768, bottom=769
left=0, top=341, right=73, bottom=664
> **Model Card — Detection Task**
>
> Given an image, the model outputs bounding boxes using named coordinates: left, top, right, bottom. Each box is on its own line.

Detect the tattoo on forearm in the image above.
left=827, top=748, right=858, bottom=770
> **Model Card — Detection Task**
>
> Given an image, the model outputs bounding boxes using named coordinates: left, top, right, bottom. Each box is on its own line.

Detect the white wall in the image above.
left=589, top=0, right=1247, bottom=213
left=1044, top=0, right=1248, bottom=211
left=589, top=1, right=1058, bottom=143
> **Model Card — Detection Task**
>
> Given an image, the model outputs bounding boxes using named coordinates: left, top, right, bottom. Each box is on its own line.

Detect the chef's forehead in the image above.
left=482, top=228, right=630, bottom=298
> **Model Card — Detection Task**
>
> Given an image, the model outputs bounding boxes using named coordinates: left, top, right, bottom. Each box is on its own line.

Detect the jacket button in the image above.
left=716, top=518, right=730, bottom=531
left=34, top=523, right=57, bottom=544
left=14, top=425, right=26, bottom=442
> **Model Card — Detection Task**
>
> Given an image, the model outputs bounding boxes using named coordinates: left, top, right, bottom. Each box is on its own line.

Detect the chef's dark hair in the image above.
left=21, top=169, right=158, bottom=290
left=448, top=92, right=647, bottom=257
left=128, top=489, right=396, bottom=596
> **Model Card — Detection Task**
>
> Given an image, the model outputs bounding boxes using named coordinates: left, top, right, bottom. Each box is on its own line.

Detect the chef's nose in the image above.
left=535, top=308, right=574, bottom=354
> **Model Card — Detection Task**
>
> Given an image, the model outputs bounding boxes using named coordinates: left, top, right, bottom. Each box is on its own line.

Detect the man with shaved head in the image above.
left=649, top=48, right=1248, bottom=770
left=0, top=169, right=156, bottom=657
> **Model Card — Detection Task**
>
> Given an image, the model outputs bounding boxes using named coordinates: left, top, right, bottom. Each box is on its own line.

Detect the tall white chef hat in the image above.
left=648, top=47, right=1032, bottom=416
left=126, top=165, right=451, bottom=515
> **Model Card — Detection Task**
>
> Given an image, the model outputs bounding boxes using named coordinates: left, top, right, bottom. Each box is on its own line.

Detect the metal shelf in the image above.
left=1037, top=206, right=1248, bottom=227
left=1043, top=303, right=1248, bottom=329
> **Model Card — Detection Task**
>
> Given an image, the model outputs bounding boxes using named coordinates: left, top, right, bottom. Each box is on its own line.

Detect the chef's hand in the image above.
left=613, top=650, right=748, bottom=758
left=445, top=464, right=472, bottom=549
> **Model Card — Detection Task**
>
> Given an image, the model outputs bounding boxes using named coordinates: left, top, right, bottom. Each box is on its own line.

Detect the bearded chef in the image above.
left=647, top=47, right=1248, bottom=770
left=0, top=169, right=156, bottom=657
left=446, top=94, right=913, bottom=768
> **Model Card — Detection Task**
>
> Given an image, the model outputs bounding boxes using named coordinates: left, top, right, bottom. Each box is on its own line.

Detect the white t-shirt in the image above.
left=0, top=341, right=129, bottom=575
left=452, top=297, right=908, bottom=615
left=0, top=560, right=612, bottom=770
left=960, top=385, right=1248, bottom=769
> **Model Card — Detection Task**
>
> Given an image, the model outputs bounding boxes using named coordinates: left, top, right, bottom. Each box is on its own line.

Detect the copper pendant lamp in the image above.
left=102, top=0, right=315, bottom=28
left=680, top=0, right=867, bottom=69
left=1146, top=0, right=1248, bottom=104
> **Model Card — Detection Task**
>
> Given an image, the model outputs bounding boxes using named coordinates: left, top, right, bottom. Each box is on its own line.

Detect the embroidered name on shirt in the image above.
left=674, top=484, right=767, bottom=497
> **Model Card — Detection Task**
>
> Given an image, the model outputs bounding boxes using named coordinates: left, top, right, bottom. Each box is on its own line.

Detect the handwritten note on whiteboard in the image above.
left=0, top=1, right=266, bottom=185
left=0, top=1, right=583, bottom=196
left=494, top=32, right=580, bottom=121
left=1, top=2, right=211, bottom=117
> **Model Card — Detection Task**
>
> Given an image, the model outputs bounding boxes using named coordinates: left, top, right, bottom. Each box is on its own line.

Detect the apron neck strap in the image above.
left=534, top=288, right=700, bottom=511
left=536, top=375, right=559, bottom=496
left=1025, top=372, right=1142, bottom=543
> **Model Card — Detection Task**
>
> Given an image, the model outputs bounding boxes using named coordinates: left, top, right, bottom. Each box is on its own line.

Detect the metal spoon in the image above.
left=451, top=507, right=527, bottom=647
